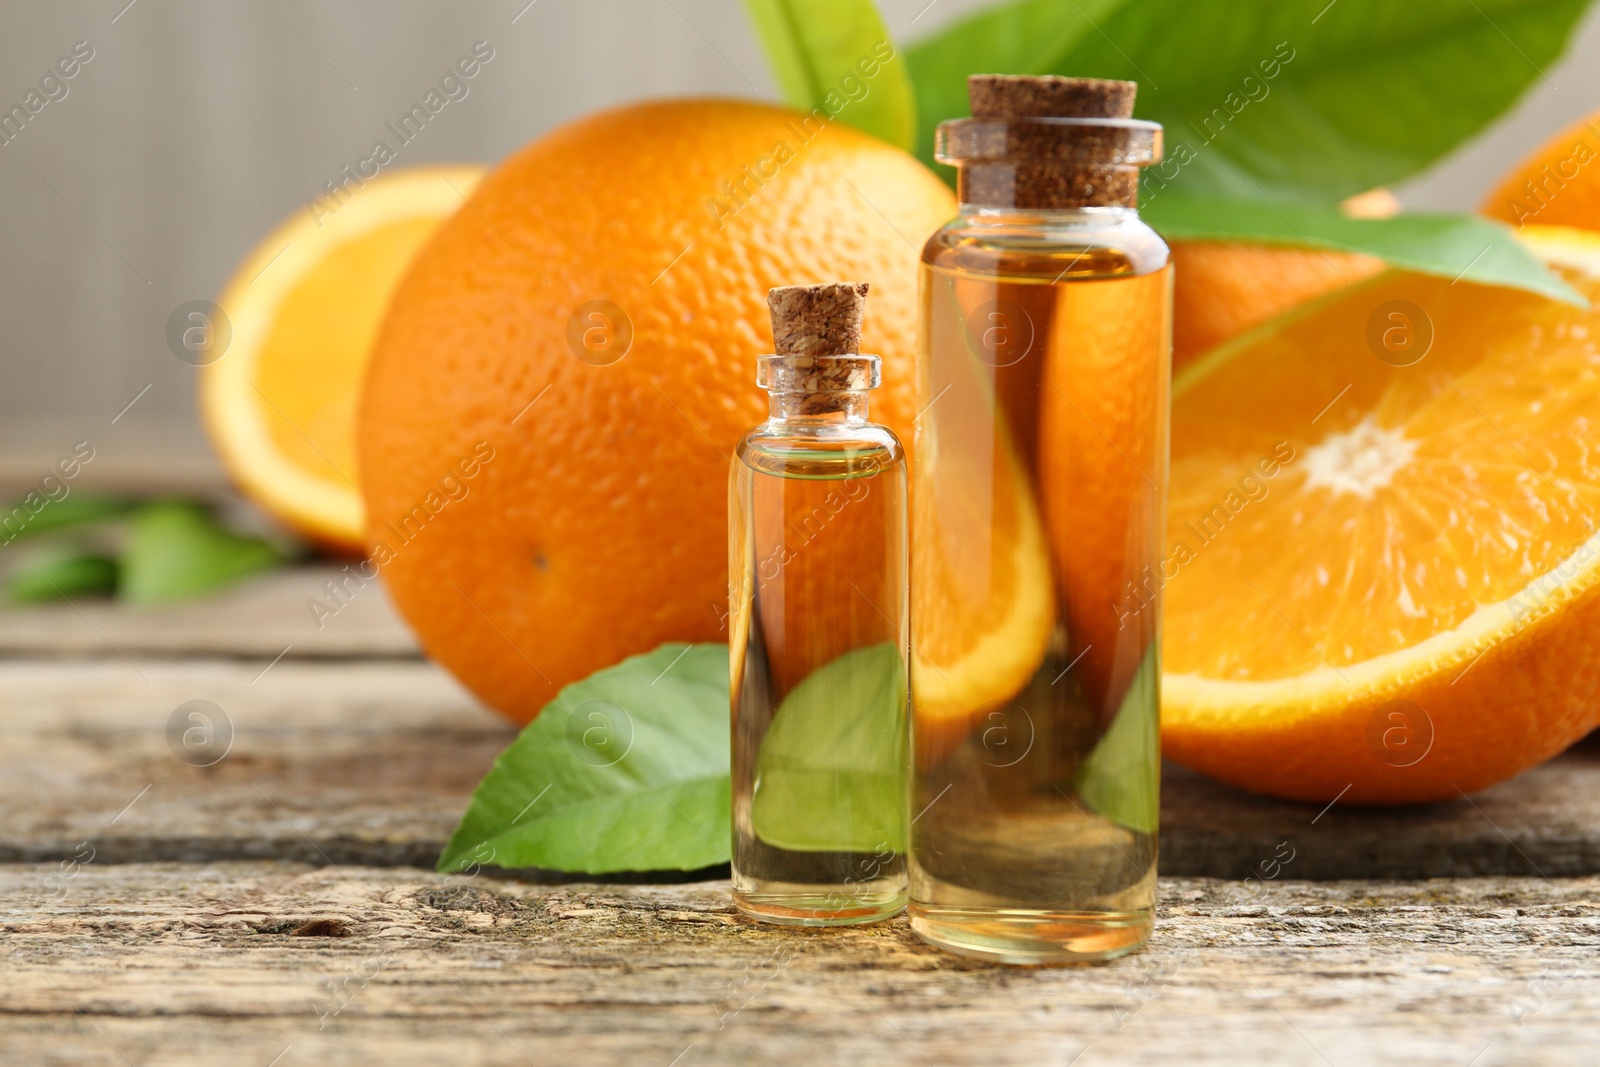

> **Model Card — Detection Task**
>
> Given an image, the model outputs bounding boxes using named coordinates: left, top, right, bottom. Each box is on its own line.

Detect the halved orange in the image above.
left=201, top=165, right=483, bottom=549
left=911, top=448, right=1054, bottom=725
left=911, top=275, right=1055, bottom=736
left=1162, top=225, right=1600, bottom=803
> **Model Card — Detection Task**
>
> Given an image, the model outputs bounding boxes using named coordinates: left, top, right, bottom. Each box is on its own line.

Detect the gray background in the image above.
left=4, top=0, right=1600, bottom=491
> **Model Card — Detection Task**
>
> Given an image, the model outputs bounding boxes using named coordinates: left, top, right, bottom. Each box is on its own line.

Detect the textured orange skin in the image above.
left=1481, top=110, right=1600, bottom=231
left=1168, top=189, right=1397, bottom=371
left=358, top=100, right=955, bottom=723
left=1169, top=241, right=1384, bottom=371
left=1163, top=578, right=1600, bottom=805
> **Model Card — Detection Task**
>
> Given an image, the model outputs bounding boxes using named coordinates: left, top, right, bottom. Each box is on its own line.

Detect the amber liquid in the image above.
left=729, top=411, right=909, bottom=925
left=910, top=211, right=1171, bottom=962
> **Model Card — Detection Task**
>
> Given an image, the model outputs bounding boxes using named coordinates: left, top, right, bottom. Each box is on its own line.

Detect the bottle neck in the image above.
left=764, top=390, right=870, bottom=422
left=936, top=117, right=1161, bottom=212
left=957, top=162, right=1142, bottom=211
left=766, top=389, right=872, bottom=423
left=955, top=203, right=1140, bottom=226
left=756, top=353, right=880, bottom=424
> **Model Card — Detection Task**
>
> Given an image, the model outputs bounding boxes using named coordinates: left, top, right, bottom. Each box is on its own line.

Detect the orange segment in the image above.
left=1162, top=225, right=1600, bottom=803
left=201, top=165, right=483, bottom=549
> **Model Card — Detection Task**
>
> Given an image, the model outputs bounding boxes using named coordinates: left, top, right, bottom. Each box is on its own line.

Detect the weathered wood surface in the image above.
left=0, top=565, right=419, bottom=659
left=3, top=864, right=1597, bottom=1067
left=3, top=565, right=1600, bottom=1063
left=0, top=645, right=1596, bottom=879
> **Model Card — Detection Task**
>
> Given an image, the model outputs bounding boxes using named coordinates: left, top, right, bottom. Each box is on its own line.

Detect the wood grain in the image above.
left=1, top=654, right=1596, bottom=879
left=0, top=566, right=420, bottom=659
left=1, top=570, right=1597, bottom=1063
left=3, top=863, right=1596, bottom=1066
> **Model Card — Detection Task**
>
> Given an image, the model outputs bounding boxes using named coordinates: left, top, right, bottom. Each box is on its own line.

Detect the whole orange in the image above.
left=1481, top=108, right=1600, bottom=230
left=358, top=99, right=955, bottom=723
left=1168, top=189, right=1398, bottom=370
left=1169, top=241, right=1384, bottom=369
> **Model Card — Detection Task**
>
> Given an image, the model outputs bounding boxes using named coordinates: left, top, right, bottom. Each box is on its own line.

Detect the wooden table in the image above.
left=3, top=566, right=1598, bottom=1066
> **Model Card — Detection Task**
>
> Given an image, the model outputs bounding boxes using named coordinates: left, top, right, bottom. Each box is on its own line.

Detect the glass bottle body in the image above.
left=909, top=207, right=1171, bottom=962
left=730, top=394, right=910, bottom=925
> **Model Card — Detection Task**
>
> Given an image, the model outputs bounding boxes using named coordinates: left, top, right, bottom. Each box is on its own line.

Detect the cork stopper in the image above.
left=760, top=283, right=879, bottom=415
left=968, top=75, right=1136, bottom=120
left=938, top=74, right=1159, bottom=210
left=769, top=282, right=867, bottom=356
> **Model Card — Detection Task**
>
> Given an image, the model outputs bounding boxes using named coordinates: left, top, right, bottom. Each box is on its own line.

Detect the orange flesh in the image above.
left=254, top=217, right=440, bottom=487
left=1166, top=264, right=1600, bottom=682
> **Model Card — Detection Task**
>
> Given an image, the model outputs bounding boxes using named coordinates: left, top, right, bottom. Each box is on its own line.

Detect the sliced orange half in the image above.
left=911, top=278, right=1056, bottom=737
left=1163, top=225, right=1600, bottom=804
left=911, top=451, right=1054, bottom=724
left=200, top=165, right=484, bottom=549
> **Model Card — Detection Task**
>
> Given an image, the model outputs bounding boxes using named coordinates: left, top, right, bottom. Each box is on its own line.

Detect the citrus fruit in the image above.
left=201, top=165, right=483, bottom=550
left=358, top=100, right=956, bottom=722
left=1170, top=244, right=1384, bottom=369
left=1039, top=267, right=1170, bottom=718
left=909, top=262, right=1059, bottom=754
left=909, top=375, right=1054, bottom=728
left=1169, top=189, right=1398, bottom=370
left=1162, top=224, right=1600, bottom=804
left=1482, top=109, right=1600, bottom=230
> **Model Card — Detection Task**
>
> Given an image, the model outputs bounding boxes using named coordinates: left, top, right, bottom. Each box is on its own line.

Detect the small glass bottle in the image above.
left=729, top=282, right=910, bottom=925
left=909, top=76, right=1171, bottom=962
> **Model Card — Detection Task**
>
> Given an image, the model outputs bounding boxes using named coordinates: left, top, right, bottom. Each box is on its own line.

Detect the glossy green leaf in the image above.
left=740, top=0, right=916, bottom=149
left=752, top=642, right=908, bottom=854
left=1146, top=197, right=1585, bottom=306
left=0, top=495, right=132, bottom=542
left=7, top=551, right=119, bottom=603
left=439, top=644, right=731, bottom=875
left=904, top=0, right=1132, bottom=173
left=906, top=0, right=1590, bottom=202
left=1075, top=647, right=1158, bottom=834
left=119, top=501, right=286, bottom=604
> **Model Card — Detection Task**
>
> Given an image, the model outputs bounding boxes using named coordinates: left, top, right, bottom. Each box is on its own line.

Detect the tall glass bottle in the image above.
left=909, top=76, right=1171, bottom=962
left=730, top=283, right=909, bottom=925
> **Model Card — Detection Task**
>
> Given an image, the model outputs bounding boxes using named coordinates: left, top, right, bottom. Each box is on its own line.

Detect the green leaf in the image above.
left=904, top=0, right=1133, bottom=173
left=439, top=644, right=731, bottom=875
left=906, top=0, right=1591, bottom=202
left=7, top=551, right=119, bottom=603
left=1075, top=647, right=1158, bottom=834
left=752, top=642, right=907, bottom=854
left=0, top=495, right=132, bottom=542
left=740, top=0, right=916, bottom=150
left=1147, top=197, right=1586, bottom=306
left=119, top=501, right=286, bottom=604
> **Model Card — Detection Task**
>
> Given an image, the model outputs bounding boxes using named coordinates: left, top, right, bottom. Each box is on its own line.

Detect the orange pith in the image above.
left=1162, top=225, right=1600, bottom=803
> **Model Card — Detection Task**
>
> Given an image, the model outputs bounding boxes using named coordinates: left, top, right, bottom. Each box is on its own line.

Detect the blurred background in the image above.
left=4, top=0, right=1600, bottom=494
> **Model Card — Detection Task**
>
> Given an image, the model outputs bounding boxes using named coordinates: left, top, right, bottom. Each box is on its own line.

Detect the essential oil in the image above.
left=729, top=283, right=910, bottom=925
left=908, top=75, right=1171, bottom=962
